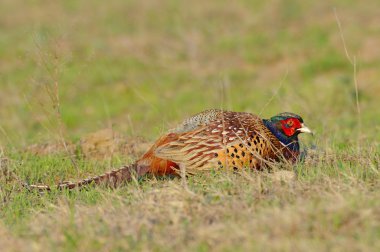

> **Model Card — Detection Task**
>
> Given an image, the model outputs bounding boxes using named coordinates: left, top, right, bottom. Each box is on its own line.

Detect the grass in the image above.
left=0, top=0, right=379, bottom=251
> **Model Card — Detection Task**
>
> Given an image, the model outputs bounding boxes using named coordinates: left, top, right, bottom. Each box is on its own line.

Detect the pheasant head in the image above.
left=263, top=112, right=312, bottom=151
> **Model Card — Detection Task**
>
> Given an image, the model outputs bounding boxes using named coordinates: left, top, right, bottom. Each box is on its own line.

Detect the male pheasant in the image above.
left=29, top=109, right=312, bottom=191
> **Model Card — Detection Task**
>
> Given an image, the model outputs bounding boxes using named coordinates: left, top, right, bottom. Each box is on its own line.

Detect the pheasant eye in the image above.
left=287, top=120, right=294, bottom=127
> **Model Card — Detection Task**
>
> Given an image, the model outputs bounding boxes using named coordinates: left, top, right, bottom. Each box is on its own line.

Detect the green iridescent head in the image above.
left=268, top=112, right=312, bottom=137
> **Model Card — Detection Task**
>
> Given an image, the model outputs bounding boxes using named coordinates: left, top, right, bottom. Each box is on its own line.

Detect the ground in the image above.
left=0, top=1, right=379, bottom=251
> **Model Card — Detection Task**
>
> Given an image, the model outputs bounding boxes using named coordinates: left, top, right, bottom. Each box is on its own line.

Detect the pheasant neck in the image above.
left=263, top=119, right=300, bottom=152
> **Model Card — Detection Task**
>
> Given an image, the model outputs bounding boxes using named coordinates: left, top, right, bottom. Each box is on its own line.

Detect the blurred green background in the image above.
left=0, top=0, right=379, bottom=147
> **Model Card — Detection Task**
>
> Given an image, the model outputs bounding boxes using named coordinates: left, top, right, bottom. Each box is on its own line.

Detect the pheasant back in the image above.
left=153, top=110, right=290, bottom=174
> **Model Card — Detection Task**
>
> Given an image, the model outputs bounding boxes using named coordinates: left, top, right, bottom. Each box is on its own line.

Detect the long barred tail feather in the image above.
left=25, top=163, right=150, bottom=192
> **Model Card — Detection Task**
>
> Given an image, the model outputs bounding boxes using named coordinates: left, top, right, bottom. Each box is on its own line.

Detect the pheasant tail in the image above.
left=26, top=163, right=150, bottom=192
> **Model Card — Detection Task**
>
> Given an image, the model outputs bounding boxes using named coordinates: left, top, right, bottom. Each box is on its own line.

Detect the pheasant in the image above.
left=28, top=109, right=312, bottom=191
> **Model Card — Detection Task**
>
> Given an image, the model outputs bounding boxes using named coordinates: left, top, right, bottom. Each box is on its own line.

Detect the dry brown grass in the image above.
left=2, top=169, right=378, bottom=251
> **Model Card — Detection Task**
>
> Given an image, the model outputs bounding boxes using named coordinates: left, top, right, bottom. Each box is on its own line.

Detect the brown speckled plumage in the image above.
left=155, top=110, right=288, bottom=173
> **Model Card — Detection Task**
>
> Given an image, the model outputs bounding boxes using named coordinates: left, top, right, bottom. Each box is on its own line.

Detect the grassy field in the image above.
left=0, top=0, right=379, bottom=251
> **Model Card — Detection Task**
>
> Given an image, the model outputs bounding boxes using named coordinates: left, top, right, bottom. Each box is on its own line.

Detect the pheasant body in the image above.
left=152, top=110, right=287, bottom=173
left=28, top=109, right=312, bottom=191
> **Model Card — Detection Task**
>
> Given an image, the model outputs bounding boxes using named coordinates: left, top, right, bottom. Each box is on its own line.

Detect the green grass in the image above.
left=0, top=0, right=379, bottom=251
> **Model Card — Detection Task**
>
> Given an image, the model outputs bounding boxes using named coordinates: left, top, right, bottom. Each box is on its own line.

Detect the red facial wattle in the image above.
left=280, top=118, right=302, bottom=137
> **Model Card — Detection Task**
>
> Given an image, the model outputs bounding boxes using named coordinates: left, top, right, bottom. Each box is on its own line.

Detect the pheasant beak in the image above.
left=297, top=123, right=313, bottom=135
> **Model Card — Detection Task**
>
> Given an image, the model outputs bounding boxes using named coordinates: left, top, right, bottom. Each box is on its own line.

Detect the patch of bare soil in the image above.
left=24, top=129, right=152, bottom=160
